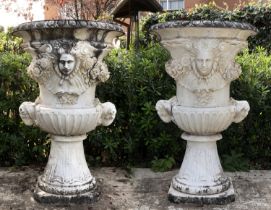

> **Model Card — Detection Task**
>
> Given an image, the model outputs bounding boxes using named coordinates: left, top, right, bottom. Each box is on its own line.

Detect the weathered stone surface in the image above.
left=150, top=20, right=257, bottom=31
left=151, top=21, right=256, bottom=204
left=13, top=20, right=123, bottom=33
left=33, top=186, right=100, bottom=204
left=12, top=20, right=124, bottom=203
left=168, top=182, right=235, bottom=205
left=1, top=167, right=271, bottom=210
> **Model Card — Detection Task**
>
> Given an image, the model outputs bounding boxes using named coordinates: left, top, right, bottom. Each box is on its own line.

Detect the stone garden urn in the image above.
left=151, top=21, right=256, bottom=204
left=13, top=20, right=123, bottom=203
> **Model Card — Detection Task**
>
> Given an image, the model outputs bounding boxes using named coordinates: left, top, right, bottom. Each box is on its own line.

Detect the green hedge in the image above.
left=142, top=2, right=271, bottom=53
left=221, top=47, right=271, bottom=170
left=0, top=32, right=48, bottom=166
left=86, top=44, right=184, bottom=170
left=1, top=2, right=271, bottom=171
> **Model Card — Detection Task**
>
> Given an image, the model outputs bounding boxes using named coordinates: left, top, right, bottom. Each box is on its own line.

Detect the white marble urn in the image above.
left=151, top=21, right=256, bottom=204
left=13, top=20, right=123, bottom=204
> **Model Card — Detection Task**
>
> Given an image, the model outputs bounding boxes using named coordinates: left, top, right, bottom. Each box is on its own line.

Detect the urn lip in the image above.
left=12, top=19, right=124, bottom=34
left=150, top=20, right=257, bottom=32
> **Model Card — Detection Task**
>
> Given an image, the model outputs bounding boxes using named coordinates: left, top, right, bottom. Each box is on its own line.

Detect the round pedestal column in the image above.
left=34, top=135, right=98, bottom=204
left=168, top=133, right=235, bottom=204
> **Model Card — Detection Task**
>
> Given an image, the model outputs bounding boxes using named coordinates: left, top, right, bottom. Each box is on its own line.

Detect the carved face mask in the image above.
left=58, top=53, right=76, bottom=76
left=195, top=54, right=214, bottom=77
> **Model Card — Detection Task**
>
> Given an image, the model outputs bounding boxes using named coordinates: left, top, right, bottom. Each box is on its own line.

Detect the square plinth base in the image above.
left=168, top=183, right=235, bottom=205
left=33, top=187, right=100, bottom=204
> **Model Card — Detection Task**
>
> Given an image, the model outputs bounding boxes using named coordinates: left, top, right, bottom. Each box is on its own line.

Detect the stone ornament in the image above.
left=151, top=20, right=257, bottom=204
left=13, top=20, right=123, bottom=204
left=26, top=39, right=110, bottom=105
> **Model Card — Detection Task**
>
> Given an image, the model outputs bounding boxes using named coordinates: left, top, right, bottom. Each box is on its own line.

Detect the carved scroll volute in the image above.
left=164, top=40, right=193, bottom=80
left=218, top=40, right=248, bottom=82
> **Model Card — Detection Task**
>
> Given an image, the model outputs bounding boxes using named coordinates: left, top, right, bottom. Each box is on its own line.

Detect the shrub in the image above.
left=142, top=2, right=271, bottom=53
left=0, top=31, right=48, bottom=166
left=151, top=156, right=176, bottom=172
left=0, top=29, right=24, bottom=53
left=219, top=47, right=271, bottom=169
left=1, top=3, right=271, bottom=171
left=85, top=44, right=185, bottom=168
left=233, top=2, right=271, bottom=53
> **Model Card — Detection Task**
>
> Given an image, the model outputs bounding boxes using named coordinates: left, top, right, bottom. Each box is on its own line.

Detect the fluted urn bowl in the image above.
left=35, top=105, right=100, bottom=136
left=172, top=105, right=236, bottom=135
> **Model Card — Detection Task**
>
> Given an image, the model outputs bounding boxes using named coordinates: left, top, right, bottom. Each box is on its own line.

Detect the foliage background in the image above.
left=142, top=2, right=271, bottom=53
left=1, top=2, right=271, bottom=171
left=0, top=31, right=48, bottom=166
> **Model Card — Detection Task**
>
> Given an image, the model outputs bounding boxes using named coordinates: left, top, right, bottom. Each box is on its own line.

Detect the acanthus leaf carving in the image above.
left=41, top=164, right=93, bottom=186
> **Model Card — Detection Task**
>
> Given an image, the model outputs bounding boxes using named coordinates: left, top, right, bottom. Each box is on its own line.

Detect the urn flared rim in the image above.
left=12, top=20, right=124, bottom=34
left=150, top=20, right=257, bottom=32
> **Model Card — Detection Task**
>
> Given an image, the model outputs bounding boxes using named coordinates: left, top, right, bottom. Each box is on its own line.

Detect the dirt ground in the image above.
left=1, top=167, right=271, bottom=210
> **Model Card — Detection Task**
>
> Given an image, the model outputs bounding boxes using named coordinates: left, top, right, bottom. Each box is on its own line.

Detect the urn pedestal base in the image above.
left=33, top=135, right=98, bottom=204
left=34, top=186, right=99, bottom=204
left=168, top=181, right=235, bottom=205
left=168, top=133, right=235, bottom=205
